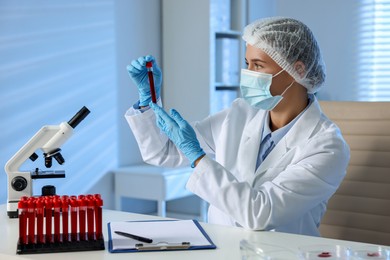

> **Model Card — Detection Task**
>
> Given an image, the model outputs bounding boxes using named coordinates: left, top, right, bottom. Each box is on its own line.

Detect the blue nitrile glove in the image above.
left=127, top=55, right=162, bottom=107
left=150, top=103, right=205, bottom=167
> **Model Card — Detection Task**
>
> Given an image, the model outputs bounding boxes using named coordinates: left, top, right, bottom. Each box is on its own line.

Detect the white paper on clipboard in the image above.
left=108, top=219, right=215, bottom=252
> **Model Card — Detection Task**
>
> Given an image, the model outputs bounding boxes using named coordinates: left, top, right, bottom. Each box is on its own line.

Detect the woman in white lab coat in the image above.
left=125, top=17, right=350, bottom=237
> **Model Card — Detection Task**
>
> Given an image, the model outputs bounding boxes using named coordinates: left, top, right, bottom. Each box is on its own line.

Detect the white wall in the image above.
left=162, top=0, right=210, bottom=122
left=248, top=0, right=360, bottom=101
left=86, top=0, right=162, bottom=212
left=115, top=0, right=162, bottom=166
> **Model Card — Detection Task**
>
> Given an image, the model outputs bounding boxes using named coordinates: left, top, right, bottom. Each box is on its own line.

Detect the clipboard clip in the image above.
left=135, top=242, right=191, bottom=251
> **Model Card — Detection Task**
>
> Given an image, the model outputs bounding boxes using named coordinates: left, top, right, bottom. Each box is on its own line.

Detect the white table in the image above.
left=0, top=204, right=386, bottom=260
left=113, top=164, right=207, bottom=219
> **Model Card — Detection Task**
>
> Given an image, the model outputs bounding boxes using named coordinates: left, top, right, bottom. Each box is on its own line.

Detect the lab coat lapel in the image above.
left=236, top=109, right=267, bottom=178
left=255, top=98, right=322, bottom=178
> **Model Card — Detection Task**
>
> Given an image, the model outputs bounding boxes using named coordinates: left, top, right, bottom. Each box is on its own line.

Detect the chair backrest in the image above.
left=319, top=101, right=390, bottom=246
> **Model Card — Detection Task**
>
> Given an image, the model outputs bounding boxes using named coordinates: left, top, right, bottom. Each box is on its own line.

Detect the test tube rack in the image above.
left=16, top=194, right=104, bottom=254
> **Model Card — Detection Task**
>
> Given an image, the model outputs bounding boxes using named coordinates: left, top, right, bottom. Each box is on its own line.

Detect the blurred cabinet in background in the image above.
left=162, top=0, right=247, bottom=120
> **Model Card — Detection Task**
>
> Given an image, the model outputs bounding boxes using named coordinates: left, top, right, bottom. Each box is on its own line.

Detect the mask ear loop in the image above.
left=272, top=69, right=285, bottom=78
left=280, top=80, right=295, bottom=96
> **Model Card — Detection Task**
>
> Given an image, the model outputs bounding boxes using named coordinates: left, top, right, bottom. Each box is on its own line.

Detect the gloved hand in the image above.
left=127, top=55, right=162, bottom=107
left=150, top=103, right=205, bottom=167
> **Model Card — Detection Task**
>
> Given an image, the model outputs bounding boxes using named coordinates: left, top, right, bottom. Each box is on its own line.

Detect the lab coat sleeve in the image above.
left=125, top=104, right=190, bottom=167
left=125, top=102, right=232, bottom=168
left=186, top=131, right=350, bottom=231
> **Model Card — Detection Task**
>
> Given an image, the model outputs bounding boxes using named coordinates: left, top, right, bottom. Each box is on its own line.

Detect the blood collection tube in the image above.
left=61, top=195, right=70, bottom=242
left=36, top=198, right=45, bottom=244
left=27, top=198, right=36, bottom=244
left=45, top=198, right=53, bottom=243
left=70, top=197, right=78, bottom=241
left=146, top=61, right=157, bottom=103
left=78, top=197, right=87, bottom=241
left=53, top=198, right=62, bottom=242
left=18, top=198, right=28, bottom=245
left=86, top=196, right=95, bottom=240
left=94, top=194, right=103, bottom=240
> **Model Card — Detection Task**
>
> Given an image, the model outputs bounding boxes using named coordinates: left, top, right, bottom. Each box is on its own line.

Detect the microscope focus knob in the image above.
left=11, top=176, right=28, bottom=192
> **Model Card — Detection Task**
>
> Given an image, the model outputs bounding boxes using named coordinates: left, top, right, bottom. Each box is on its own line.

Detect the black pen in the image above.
left=114, top=231, right=153, bottom=243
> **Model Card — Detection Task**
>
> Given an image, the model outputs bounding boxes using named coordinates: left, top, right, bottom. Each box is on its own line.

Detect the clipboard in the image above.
left=107, top=219, right=216, bottom=253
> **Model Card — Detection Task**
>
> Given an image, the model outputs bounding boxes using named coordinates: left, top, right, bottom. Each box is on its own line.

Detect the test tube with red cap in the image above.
left=70, top=196, right=78, bottom=241
left=18, top=197, right=28, bottom=245
left=27, top=198, right=36, bottom=244
left=86, top=196, right=95, bottom=240
left=146, top=61, right=157, bottom=103
left=45, top=198, right=53, bottom=243
left=36, top=198, right=45, bottom=244
left=94, top=194, right=103, bottom=240
left=53, top=198, right=62, bottom=242
left=78, top=196, right=87, bottom=241
left=61, top=195, right=70, bottom=242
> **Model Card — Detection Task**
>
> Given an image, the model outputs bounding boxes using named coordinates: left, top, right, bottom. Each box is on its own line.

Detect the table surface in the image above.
left=0, top=204, right=385, bottom=260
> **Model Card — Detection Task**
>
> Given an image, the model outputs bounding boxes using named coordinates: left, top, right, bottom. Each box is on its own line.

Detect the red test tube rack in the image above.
left=16, top=194, right=104, bottom=254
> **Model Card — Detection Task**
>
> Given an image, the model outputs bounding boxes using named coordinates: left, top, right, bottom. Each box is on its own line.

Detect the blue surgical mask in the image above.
left=240, top=69, right=293, bottom=111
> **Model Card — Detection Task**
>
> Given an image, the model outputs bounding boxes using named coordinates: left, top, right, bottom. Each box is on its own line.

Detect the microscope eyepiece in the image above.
left=68, top=106, right=90, bottom=129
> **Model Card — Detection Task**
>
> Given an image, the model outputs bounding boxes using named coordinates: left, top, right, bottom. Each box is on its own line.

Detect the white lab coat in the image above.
left=125, top=97, right=350, bottom=236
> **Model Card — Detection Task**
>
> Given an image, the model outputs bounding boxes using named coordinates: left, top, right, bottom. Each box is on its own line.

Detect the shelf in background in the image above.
left=215, top=30, right=242, bottom=39
left=215, top=82, right=240, bottom=90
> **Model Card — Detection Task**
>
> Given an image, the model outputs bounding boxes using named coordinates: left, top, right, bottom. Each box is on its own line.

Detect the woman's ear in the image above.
left=294, top=61, right=306, bottom=78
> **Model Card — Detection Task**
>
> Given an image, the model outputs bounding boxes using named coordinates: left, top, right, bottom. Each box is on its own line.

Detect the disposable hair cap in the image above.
left=242, top=17, right=326, bottom=93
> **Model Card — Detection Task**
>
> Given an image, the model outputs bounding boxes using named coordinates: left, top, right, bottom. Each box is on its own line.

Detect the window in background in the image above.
left=358, top=0, right=390, bottom=101
left=0, top=1, right=118, bottom=203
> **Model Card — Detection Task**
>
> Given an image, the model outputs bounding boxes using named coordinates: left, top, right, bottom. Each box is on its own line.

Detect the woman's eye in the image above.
left=254, top=63, right=262, bottom=70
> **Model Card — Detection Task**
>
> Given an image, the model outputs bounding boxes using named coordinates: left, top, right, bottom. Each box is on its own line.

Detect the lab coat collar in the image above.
left=255, top=97, right=322, bottom=175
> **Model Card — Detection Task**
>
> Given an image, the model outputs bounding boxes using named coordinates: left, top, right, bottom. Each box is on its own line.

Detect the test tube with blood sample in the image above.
left=53, top=198, right=62, bottom=243
left=61, top=195, right=70, bottom=242
left=78, top=196, right=87, bottom=241
left=94, top=194, right=103, bottom=240
left=18, top=197, right=28, bottom=245
left=45, top=198, right=53, bottom=243
left=146, top=61, right=157, bottom=103
left=27, top=198, right=36, bottom=244
left=86, top=196, right=95, bottom=240
left=36, top=198, right=45, bottom=244
left=70, top=197, right=78, bottom=241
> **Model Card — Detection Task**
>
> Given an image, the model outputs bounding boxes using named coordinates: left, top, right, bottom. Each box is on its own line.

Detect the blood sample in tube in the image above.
left=45, top=198, right=53, bottom=243
left=70, top=198, right=78, bottom=241
left=87, top=197, right=95, bottom=240
left=146, top=61, right=157, bottom=103
left=36, top=198, right=45, bottom=244
left=78, top=197, right=87, bottom=241
left=53, top=198, right=62, bottom=242
left=27, top=198, right=36, bottom=244
left=61, top=196, right=70, bottom=242
left=94, top=194, right=103, bottom=240
left=18, top=199, right=28, bottom=245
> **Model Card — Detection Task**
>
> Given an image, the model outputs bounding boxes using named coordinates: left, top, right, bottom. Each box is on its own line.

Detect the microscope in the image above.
left=4, top=106, right=90, bottom=218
